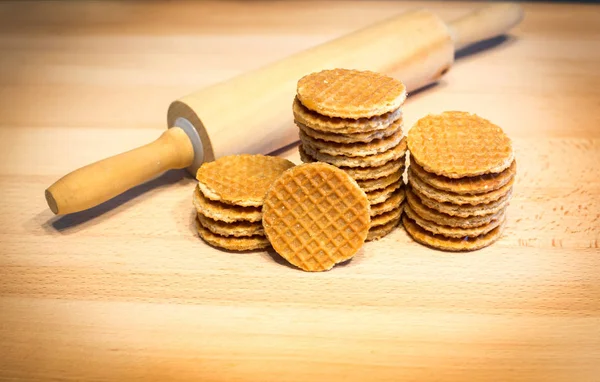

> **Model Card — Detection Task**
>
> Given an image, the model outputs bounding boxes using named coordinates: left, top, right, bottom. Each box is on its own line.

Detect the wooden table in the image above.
left=1, top=1, right=599, bottom=380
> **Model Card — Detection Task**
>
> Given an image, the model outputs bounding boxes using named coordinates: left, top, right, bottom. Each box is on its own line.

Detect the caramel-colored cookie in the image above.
left=366, top=182, right=402, bottom=205
left=296, top=69, right=406, bottom=118
left=405, top=188, right=504, bottom=228
left=297, top=117, right=401, bottom=143
left=411, top=184, right=513, bottom=217
left=299, top=127, right=404, bottom=157
left=408, top=168, right=514, bottom=206
left=193, top=187, right=262, bottom=223
left=369, top=188, right=405, bottom=217
left=370, top=205, right=403, bottom=228
left=302, top=138, right=407, bottom=168
left=196, top=154, right=295, bottom=207
left=292, top=96, right=403, bottom=134
left=367, top=216, right=401, bottom=241
left=408, top=111, right=514, bottom=178
left=195, top=218, right=270, bottom=251
left=410, top=159, right=516, bottom=195
left=402, top=214, right=506, bottom=251
left=299, top=144, right=405, bottom=180
left=262, top=163, right=370, bottom=272
left=404, top=203, right=506, bottom=239
left=357, top=170, right=402, bottom=193
left=197, top=212, right=264, bottom=237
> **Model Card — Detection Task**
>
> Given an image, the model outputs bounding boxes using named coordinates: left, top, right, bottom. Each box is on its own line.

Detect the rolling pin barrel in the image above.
left=46, top=3, right=523, bottom=215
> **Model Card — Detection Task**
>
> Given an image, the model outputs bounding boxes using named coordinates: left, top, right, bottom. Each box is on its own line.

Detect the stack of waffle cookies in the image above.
left=295, top=69, right=408, bottom=241
left=193, top=154, right=294, bottom=251
left=404, top=111, right=516, bottom=251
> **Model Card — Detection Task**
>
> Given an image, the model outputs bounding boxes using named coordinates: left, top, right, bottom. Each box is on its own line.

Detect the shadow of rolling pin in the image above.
left=45, top=3, right=523, bottom=215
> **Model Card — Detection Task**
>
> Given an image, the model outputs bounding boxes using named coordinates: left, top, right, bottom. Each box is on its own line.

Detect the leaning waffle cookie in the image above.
left=356, top=170, right=403, bottom=193
left=196, top=154, right=295, bottom=207
left=370, top=205, right=403, bottom=228
left=302, top=138, right=406, bottom=168
left=370, top=188, right=405, bottom=217
left=293, top=96, right=403, bottom=134
left=299, top=144, right=404, bottom=180
left=193, top=187, right=262, bottom=223
left=197, top=212, right=264, bottom=237
left=408, top=111, right=514, bottom=178
left=299, top=127, right=404, bottom=157
left=408, top=168, right=514, bottom=205
left=296, top=69, right=407, bottom=118
left=403, top=214, right=506, bottom=251
left=367, top=216, right=401, bottom=241
left=404, top=203, right=506, bottom=239
left=410, top=159, right=517, bottom=195
left=366, top=182, right=402, bottom=205
left=411, top=185, right=513, bottom=218
left=406, top=188, right=504, bottom=229
left=195, top=218, right=270, bottom=251
left=262, top=163, right=370, bottom=272
left=297, top=118, right=401, bottom=143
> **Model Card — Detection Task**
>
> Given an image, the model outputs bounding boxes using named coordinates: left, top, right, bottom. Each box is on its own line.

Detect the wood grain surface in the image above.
left=1, top=1, right=599, bottom=381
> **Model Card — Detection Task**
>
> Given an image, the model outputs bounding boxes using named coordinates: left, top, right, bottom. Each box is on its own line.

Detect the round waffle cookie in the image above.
left=404, top=203, right=506, bottom=239
left=262, top=163, right=370, bottom=272
left=408, top=168, right=514, bottom=206
left=195, top=218, right=270, bottom=251
left=411, top=185, right=513, bottom=218
left=410, top=159, right=516, bottom=195
left=297, top=118, right=401, bottom=143
left=367, top=215, right=401, bottom=241
left=299, top=145, right=405, bottom=180
left=302, top=138, right=407, bottom=168
left=196, top=154, right=295, bottom=207
left=370, top=188, right=405, bottom=217
left=197, top=212, right=264, bottom=237
left=403, top=214, right=506, bottom=252
left=408, top=111, right=514, bottom=178
left=292, top=96, right=403, bottom=134
left=356, top=170, right=402, bottom=193
left=193, top=187, right=262, bottom=223
left=296, top=69, right=407, bottom=118
left=299, top=128, right=404, bottom=157
left=405, top=188, right=505, bottom=229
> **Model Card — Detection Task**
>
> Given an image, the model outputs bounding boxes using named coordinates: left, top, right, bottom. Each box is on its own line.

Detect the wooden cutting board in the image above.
left=0, top=1, right=599, bottom=381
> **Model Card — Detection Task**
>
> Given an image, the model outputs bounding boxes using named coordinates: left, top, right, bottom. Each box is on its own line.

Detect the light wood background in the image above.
left=1, top=1, right=599, bottom=381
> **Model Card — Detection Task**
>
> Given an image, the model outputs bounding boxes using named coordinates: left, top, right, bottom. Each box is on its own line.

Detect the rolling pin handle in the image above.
left=448, top=3, right=524, bottom=51
left=45, top=127, right=195, bottom=215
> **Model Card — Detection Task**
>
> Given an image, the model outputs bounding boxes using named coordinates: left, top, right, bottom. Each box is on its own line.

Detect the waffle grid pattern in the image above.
left=196, top=154, right=295, bottom=206
left=297, top=69, right=407, bottom=118
left=408, top=111, right=514, bottom=178
left=263, top=163, right=370, bottom=272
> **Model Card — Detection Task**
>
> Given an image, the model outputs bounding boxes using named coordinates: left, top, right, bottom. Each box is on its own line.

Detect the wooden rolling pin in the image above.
left=45, top=3, right=523, bottom=215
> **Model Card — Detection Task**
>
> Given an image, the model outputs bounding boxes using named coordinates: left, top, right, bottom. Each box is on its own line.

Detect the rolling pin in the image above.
left=45, top=3, right=523, bottom=215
